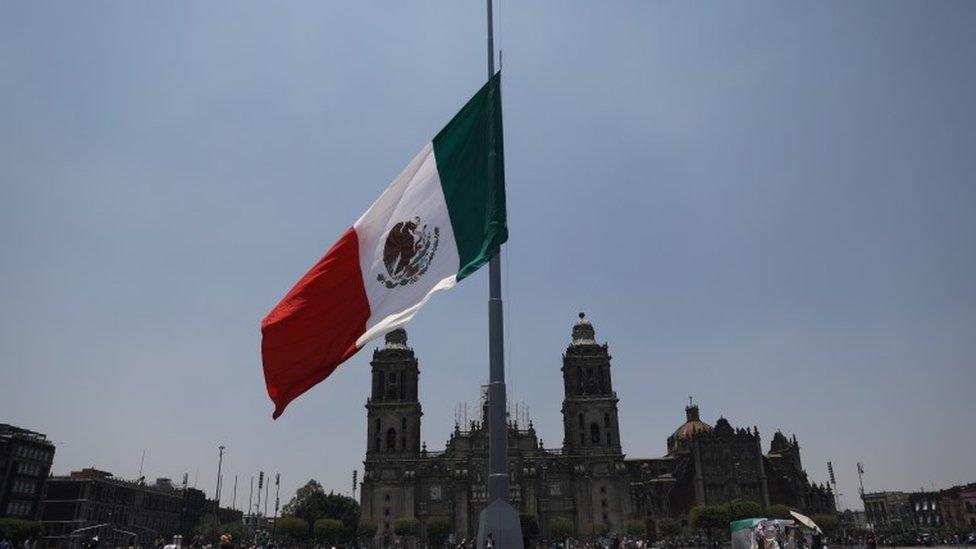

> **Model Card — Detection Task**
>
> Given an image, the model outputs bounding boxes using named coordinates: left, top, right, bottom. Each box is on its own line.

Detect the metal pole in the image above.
left=485, top=0, right=508, bottom=509
left=232, top=475, right=238, bottom=511
left=214, top=446, right=225, bottom=530
left=248, top=476, right=254, bottom=519
left=477, top=2, right=522, bottom=546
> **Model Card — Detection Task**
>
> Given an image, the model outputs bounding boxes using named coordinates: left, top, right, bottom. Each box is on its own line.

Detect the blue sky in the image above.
left=2, top=1, right=974, bottom=510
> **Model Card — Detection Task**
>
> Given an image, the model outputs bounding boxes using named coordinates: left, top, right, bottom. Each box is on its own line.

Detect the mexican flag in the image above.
left=261, top=73, right=506, bottom=418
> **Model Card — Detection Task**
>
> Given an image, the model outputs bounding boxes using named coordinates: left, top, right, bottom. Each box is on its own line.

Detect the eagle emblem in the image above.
left=377, top=217, right=440, bottom=288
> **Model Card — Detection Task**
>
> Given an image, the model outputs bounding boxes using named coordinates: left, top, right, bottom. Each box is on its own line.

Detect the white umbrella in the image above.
left=790, top=510, right=821, bottom=533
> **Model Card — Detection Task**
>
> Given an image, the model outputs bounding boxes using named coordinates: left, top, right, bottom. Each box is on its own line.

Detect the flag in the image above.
left=262, top=73, right=506, bottom=418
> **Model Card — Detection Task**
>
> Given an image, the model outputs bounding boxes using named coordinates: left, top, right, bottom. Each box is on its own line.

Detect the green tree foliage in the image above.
left=548, top=517, right=574, bottom=540
left=196, top=520, right=248, bottom=542
left=358, top=518, right=378, bottom=540
left=625, top=519, right=647, bottom=537
left=0, top=519, right=40, bottom=542
left=425, top=516, right=452, bottom=547
left=520, top=514, right=540, bottom=546
left=277, top=516, right=310, bottom=542
left=765, top=504, right=794, bottom=519
left=280, top=479, right=360, bottom=541
left=394, top=517, right=420, bottom=538
left=315, top=518, right=343, bottom=545
left=657, top=518, right=683, bottom=539
left=593, top=522, right=610, bottom=537
left=691, top=505, right=730, bottom=540
left=727, top=499, right=765, bottom=521
left=810, top=514, right=840, bottom=536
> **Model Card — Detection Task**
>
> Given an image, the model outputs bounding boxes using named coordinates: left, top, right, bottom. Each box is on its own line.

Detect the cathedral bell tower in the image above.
left=366, top=329, right=422, bottom=457
left=561, top=313, right=622, bottom=455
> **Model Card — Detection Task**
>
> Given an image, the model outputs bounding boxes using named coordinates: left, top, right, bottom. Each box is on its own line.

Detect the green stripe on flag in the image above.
left=432, top=72, right=508, bottom=281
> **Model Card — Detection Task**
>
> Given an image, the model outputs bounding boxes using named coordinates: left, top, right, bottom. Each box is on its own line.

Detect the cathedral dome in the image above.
left=667, top=401, right=712, bottom=453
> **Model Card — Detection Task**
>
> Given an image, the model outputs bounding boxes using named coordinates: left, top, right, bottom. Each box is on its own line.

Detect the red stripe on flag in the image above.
left=261, top=227, right=370, bottom=419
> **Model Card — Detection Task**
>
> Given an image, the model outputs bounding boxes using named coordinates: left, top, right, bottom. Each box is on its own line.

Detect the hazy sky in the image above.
left=2, top=1, right=974, bottom=512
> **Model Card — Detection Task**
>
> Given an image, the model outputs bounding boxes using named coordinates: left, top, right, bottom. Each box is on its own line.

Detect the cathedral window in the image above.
left=386, top=428, right=396, bottom=450
left=401, top=437, right=406, bottom=450
left=580, top=433, right=585, bottom=446
left=590, top=423, right=601, bottom=444
left=578, top=413, right=584, bottom=428
left=604, top=412, right=610, bottom=427
left=599, top=366, right=606, bottom=392
left=386, top=372, right=398, bottom=399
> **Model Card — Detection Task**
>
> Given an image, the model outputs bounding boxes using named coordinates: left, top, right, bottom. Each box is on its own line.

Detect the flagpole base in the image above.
left=476, top=499, right=524, bottom=549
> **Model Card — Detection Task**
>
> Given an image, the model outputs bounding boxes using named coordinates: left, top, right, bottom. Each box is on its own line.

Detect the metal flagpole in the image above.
left=477, top=0, right=523, bottom=546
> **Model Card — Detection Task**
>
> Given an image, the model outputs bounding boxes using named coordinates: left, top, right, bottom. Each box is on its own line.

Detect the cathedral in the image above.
left=359, top=314, right=834, bottom=542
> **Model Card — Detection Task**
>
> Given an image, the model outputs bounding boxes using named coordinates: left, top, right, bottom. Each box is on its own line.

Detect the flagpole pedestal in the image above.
left=476, top=499, right=523, bottom=549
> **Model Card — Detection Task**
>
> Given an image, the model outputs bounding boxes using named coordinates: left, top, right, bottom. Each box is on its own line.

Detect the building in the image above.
left=359, top=315, right=834, bottom=543
left=39, top=468, right=241, bottom=548
left=960, top=484, right=976, bottom=530
left=0, top=424, right=56, bottom=521
left=939, top=484, right=975, bottom=533
left=40, top=469, right=184, bottom=547
left=862, top=491, right=912, bottom=533
left=908, top=491, right=941, bottom=531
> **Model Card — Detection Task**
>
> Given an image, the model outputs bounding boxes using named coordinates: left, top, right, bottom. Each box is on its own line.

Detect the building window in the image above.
left=385, top=493, right=391, bottom=502
left=604, top=412, right=610, bottom=427
left=580, top=433, right=585, bottom=445
left=386, top=428, right=396, bottom=450
left=590, top=423, right=601, bottom=444
left=578, top=413, right=584, bottom=428
left=375, top=438, right=381, bottom=452
left=384, top=508, right=390, bottom=516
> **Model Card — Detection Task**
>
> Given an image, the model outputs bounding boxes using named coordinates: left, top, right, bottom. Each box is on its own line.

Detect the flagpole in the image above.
left=479, top=0, right=523, bottom=546
left=485, top=0, right=507, bottom=507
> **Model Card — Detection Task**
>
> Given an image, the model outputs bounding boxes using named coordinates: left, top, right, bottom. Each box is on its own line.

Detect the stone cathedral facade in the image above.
left=360, top=315, right=834, bottom=542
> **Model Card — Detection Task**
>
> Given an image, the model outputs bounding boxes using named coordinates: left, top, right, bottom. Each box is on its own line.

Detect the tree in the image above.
left=426, top=516, right=452, bottom=547
left=196, top=519, right=247, bottom=543
left=548, top=517, right=574, bottom=541
left=277, top=516, right=310, bottom=543
left=657, top=518, right=682, bottom=540
left=358, top=519, right=378, bottom=542
left=394, top=517, right=420, bottom=538
left=315, top=518, right=343, bottom=545
left=691, top=505, right=729, bottom=541
left=765, top=504, right=794, bottom=519
left=593, top=522, right=610, bottom=537
left=810, top=514, right=840, bottom=537
left=520, top=514, right=540, bottom=547
left=727, top=499, right=764, bottom=521
left=625, top=519, right=647, bottom=538
left=0, top=519, right=40, bottom=543
left=281, top=480, right=361, bottom=541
